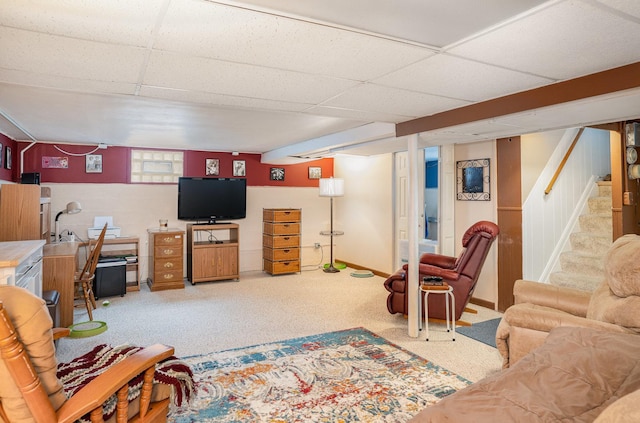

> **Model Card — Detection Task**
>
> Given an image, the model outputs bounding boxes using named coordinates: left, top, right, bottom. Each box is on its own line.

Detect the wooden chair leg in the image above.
left=81, top=281, right=95, bottom=321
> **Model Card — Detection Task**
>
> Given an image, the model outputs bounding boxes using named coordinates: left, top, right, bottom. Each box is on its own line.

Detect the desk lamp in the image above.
left=54, top=201, right=82, bottom=242
left=319, top=177, right=344, bottom=273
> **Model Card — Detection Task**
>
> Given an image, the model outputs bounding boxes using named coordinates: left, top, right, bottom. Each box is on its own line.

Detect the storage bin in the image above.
left=94, top=257, right=126, bottom=299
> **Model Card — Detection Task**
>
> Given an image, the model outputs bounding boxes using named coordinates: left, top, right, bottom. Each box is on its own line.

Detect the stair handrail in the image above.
left=544, top=127, right=585, bottom=195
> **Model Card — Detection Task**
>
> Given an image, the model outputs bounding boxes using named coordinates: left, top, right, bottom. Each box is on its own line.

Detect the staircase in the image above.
left=549, top=181, right=612, bottom=292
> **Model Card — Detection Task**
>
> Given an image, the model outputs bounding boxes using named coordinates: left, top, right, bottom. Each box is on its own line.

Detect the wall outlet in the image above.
left=314, top=242, right=321, bottom=249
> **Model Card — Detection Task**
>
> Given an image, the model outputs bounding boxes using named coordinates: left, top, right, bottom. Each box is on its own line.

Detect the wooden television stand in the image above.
left=186, top=223, right=239, bottom=284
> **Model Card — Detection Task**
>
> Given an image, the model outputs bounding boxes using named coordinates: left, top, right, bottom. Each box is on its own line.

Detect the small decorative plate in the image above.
left=350, top=269, right=374, bottom=278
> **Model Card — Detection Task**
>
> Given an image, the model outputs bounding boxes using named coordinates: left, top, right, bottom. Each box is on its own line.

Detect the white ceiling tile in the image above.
left=595, top=0, right=640, bottom=19
left=139, top=86, right=310, bottom=112
left=373, top=54, right=554, bottom=101
left=323, top=84, right=470, bottom=118
left=304, top=105, right=411, bottom=124
left=0, top=0, right=165, bottom=46
left=232, top=0, right=548, bottom=48
left=144, top=51, right=359, bottom=104
left=0, top=27, right=146, bottom=83
left=449, top=1, right=640, bottom=79
left=0, top=68, right=137, bottom=95
left=154, top=0, right=434, bottom=80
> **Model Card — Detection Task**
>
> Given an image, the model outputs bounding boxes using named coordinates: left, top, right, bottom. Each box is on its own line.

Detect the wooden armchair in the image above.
left=0, top=285, right=190, bottom=423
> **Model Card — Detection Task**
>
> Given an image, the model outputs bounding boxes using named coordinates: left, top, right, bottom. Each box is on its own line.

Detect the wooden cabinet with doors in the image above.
left=0, top=184, right=42, bottom=242
left=147, top=229, right=184, bottom=291
left=186, top=223, right=239, bottom=284
left=263, top=208, right=301, bottom=275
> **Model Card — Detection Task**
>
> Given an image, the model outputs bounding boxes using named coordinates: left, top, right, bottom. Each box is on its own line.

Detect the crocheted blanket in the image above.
left=57, top=344, right=194, bottom=421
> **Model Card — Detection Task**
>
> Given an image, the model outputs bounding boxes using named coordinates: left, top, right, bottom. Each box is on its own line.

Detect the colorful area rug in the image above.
left=456, top=318, right=501, bottom=348
left=169, top=327, right=470, bottom=422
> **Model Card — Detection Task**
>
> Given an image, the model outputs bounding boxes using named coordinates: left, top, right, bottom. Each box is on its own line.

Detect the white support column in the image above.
left=407, top=134, right=420, bottom=337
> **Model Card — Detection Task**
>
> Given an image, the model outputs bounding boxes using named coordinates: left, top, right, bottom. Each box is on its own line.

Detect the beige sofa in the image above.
left=409, top=326, right=640, bottom=422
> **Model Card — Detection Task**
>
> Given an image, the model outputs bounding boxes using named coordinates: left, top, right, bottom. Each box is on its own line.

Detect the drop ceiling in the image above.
left=0, top=0, right=639, bottom=163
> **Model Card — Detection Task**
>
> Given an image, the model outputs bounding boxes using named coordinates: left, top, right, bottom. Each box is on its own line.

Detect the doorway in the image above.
left=394, top=146, right=442, bottom=269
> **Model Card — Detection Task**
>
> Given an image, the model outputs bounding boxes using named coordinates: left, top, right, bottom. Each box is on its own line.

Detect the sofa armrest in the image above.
left=513, top=280, right=591, bottom=317
left=419, top=253, right=456, bottom=269
left=503, top=303, right=634, bottom=335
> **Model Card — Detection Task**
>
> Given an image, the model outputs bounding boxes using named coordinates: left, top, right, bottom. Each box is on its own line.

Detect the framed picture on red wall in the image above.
left=0, top=143, right=3, bottom=168
left=86, top=154, right=102, bottom=173
left=4, top=146, right=11, bottom=170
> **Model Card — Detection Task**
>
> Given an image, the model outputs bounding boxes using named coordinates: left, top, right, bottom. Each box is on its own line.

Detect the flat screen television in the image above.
left=178, top=177, right=246, bottom=223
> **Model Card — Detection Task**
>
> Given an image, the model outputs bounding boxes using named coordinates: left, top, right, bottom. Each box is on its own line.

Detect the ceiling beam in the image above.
left=396, top=61, right=640, bottom=137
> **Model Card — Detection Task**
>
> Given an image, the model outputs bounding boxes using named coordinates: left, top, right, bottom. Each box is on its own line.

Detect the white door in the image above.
left=439, top=144, right=456, bottom=256
left=394, top=149, right=425, bottom=270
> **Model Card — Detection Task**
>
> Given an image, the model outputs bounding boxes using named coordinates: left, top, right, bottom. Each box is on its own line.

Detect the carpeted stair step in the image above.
left=569, top=232, right=612, bottom=255
left=559, top=250, right=605, bottom=275
left=578, top=214, right=612, bottom=234
left=549, top=271, right=603, bottom=292
left=587, top=196, right=612, bottom=214
left=597, top=180, right=611, bottom=197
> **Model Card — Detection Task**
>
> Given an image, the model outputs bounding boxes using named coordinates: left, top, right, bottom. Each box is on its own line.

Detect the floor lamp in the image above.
left=319, top=177, right=344, bottom=273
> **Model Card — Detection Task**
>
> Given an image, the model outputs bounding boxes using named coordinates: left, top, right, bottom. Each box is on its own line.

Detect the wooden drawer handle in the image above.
left=163, top=262, right=174, bottom=268
left=283, top=249, right=290, bottom=253
left=283, top=237, right=290, bottom=240
left=163, top=273, right=174, bottom=279
left=163, top=237, right=173, bottom=242
left=163, top=249, right=174, bottom=255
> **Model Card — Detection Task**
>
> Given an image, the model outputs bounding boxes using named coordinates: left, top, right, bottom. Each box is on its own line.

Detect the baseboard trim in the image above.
left=470, top=297, right=495, bottom=310
left=341, top=260, right=497, bottom=311
left=336, top=259, right=389, bottom=278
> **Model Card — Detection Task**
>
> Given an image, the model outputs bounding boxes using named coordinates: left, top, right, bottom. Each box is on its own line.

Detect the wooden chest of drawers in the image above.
left=147, top=229, right=184, bottom=291
left=263, top=208, right=301, bottom=275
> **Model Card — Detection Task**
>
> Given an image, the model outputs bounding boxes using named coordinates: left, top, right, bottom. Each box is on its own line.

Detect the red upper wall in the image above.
left=13, top=142, right=333, bottom=186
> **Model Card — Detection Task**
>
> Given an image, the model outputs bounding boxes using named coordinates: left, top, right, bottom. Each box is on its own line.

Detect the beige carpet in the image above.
left=56, top=267, right=503, bottom=382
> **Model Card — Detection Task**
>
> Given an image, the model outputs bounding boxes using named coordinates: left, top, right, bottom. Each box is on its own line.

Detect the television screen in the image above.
left=178, top=177, right=246, bottom=223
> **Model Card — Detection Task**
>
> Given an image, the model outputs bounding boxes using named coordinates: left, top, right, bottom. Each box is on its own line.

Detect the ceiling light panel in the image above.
left=449, top=1, right=640, bottom=80
left=144, top=51, right=359, bottom=104
left=0, top=0, right=165, bottom=46
left=324, top=84, right=469, bottom=118
left=373, top=54, right=554, bottom=102
left=0, top=27, right=146, bottom=83
left=154, top=0, right=434, bottom=81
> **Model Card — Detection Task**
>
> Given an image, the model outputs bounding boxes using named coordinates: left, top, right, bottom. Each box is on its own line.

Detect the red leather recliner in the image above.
left=383, top=221, right=499, bottom=322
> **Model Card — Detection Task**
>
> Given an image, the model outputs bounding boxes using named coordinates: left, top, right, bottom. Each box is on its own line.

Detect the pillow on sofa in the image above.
left=0, top=286, right=67, bottom=423
left=409, top=326, right=640, bottom=423
left=587, top=234, right=640, bottom=332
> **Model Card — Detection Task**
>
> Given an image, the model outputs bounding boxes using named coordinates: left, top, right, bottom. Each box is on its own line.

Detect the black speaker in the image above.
left=21, top=172, right=40, bottom=184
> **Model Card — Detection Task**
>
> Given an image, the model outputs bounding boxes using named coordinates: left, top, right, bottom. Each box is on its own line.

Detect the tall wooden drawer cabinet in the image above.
left=263, top=208, right=301, bottom=275
left=147, top=229, right=185, bottom=291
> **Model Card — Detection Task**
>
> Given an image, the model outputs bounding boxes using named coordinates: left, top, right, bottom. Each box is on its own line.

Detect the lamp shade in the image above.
left=319, top=178, right=344, bottom=197
left=66, top=201, right=82, bottom=214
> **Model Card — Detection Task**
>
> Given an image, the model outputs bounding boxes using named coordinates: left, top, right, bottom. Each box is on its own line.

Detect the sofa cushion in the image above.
left=0, top=286, right=67, bottom=423
left=410, top=326, right=640, bottom=423
left=587, top=234, right=640, bottom=332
